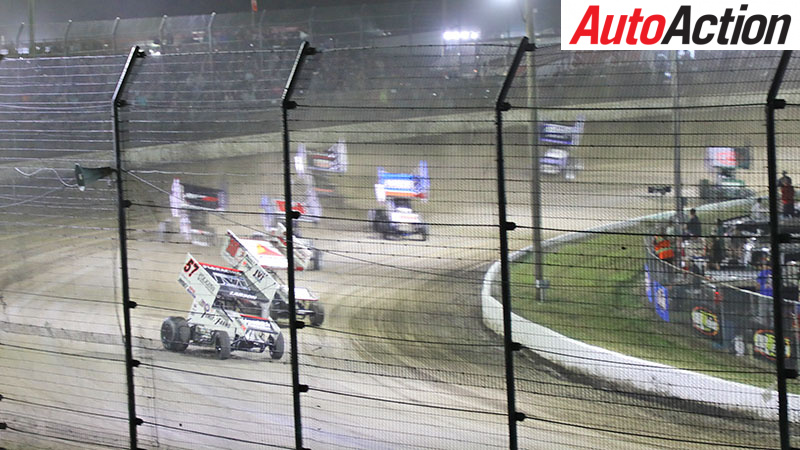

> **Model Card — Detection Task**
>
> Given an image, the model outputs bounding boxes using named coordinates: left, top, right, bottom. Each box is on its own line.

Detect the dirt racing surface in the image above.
left=1, top=107, right=793, bottom=449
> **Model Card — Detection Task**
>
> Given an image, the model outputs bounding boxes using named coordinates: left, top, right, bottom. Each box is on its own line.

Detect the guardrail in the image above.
left=481, top=198, right=800, bottom=422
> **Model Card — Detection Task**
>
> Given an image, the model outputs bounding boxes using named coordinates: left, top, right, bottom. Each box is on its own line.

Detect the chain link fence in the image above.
left=2, top=37, right=800, bottom=449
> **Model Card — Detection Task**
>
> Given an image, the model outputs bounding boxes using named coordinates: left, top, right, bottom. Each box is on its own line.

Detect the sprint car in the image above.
left=161, top=254, right=284, bottom=360
left=369, top=198, right=428, bottom=241
left=260, top=196, right=323, bottom=271
left=368, top=161, right=430, bottom=241
left=295, top=139, right=347, bottom=198
left=540, top=148, right=581, bottom=180
left=220, top=230, right=324, bottom=326
left=160, top=178, right=227, bottom=247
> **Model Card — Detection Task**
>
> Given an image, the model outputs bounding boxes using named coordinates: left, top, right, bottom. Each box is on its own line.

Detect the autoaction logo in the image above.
left=562, top=1, right=800, bottom=50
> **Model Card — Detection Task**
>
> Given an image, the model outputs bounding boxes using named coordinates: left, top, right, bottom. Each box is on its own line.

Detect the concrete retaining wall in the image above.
left=481, top=199, right=800, bottom=422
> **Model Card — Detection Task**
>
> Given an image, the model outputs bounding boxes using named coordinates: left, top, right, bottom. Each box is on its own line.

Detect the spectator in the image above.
left=751, top=198, right=768, bottom=221
left=653, top=229, right=675, bottom=265
left=708, top=236, right=726, bottom=270
left=756, top=261, right=773, bottom=298
left=780, top=176, right=795, bottom=218
left=729, top=228, right=747, bottom=267
left=778, top=170, right=791, bottom=187
left=687, top=208, right=702, bottom=237
left=689, top=259, right=706, bottom=287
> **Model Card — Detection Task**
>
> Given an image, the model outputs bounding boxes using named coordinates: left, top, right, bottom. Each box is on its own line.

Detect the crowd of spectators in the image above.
left=653, top=176, right=798, bottom=287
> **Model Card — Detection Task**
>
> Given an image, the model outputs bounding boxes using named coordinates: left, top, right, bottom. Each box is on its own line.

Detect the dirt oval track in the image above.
left=0, top=114, right=787, bottom=449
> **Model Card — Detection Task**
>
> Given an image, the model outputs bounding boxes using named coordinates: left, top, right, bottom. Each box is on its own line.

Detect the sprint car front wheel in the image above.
left=213, top=331, right=231, bottom=360
left=270, top=333, right=285, bottom=360
left=309, top=302, right=325, bottom=327
left=161, top=316, right=190, bottom=352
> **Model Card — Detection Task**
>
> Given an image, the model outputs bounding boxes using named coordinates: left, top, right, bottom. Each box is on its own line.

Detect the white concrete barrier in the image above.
left=482, top=199, right=800, bottom=422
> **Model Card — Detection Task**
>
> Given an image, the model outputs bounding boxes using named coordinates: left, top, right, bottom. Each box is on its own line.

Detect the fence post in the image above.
left=207, top=12, right=216, bottom=54
left=63, top=20, right=72, bottom=57
left=282, top=41, right=315, bottom=450
left=495, top=37, right=535, bottom=450
left=308, top=7, right=315, bottom=42
left=27, top=0, right=35, bottom=58
left=765, top=49, right=793, bottom=450
left=15, top=22, right=24, bottom=56
left=158, top=15, right=167, bottom=54
left=111, top=17, right=121, bottom=54
left=112, top=46, right=147, bottom=450
left=258, top=10, right=266, bottom=50
left=359, top=4, right=365, bottom=47
left=408, top=1, right=415, bottom=46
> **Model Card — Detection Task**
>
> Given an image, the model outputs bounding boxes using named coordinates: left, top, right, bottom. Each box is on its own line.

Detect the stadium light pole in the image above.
left=524, top=0, right=545, bottom=301
left=672, top=50, right=683, bottom=225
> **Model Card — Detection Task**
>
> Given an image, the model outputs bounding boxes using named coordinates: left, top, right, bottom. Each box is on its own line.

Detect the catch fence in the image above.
left=1, top=38, right=800, bottom=450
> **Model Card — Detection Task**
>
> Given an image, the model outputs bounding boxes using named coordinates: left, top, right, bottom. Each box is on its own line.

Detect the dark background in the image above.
left=0, top=1, right=560, bottom=34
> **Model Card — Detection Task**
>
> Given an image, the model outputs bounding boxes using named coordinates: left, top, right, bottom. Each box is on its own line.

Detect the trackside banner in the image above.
left=562, top=1, right=800, bottom=50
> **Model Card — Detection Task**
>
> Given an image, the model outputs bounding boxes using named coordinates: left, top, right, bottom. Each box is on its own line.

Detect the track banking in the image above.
left=569, top=5, right=791, bottom=46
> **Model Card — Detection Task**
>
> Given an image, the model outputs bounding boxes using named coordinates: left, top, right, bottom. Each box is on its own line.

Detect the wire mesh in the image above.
left=0, top=55, right=129, bottom=449
left=114, top=48, right=298, bottom=449
left=286, top=43, right=512, bottom=448
left=777, top=52, right=800, bottom=450
left=2, top=38, right=800, bottom=450
left=505, top=48, right=798, bottom=449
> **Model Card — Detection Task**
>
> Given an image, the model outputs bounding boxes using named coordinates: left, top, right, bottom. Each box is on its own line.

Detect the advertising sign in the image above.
left=691, top=307, right=719, bottom=336
left=753, top=329, right=791, bottom=361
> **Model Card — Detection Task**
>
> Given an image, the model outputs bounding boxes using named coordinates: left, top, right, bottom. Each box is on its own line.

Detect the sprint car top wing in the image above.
left=375, top=160, right=429, bottom=202
left=220, top=230, right=283, bottom=308
left=178, top=253, right=221, bottom=316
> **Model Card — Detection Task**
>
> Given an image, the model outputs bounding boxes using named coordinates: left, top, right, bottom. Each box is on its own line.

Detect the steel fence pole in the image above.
left=282, top=41, right=315, bottom=450
left=496, top=37, right=535, bottom=450
left=112, top=46, right=146, bottom=450
left=765, top=49, right=794, bottom=450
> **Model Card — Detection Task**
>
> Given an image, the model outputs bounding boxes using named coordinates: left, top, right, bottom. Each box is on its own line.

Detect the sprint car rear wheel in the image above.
left=699, top=179, right=710, bottom=201
left=213, top=331, right=231, bottom=360
left=311, top=249, right=323, bottom=271
left=309, top=302, right=325, bottom=327
left=418, top=225, right=428, bottom=241
left=372, top=209, right=390, bottom=238
left=161, top=316, right=190, bottom=352
left=367, top=209, right=378, bottom=231
left=270, top=332, right=285, bottom=360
